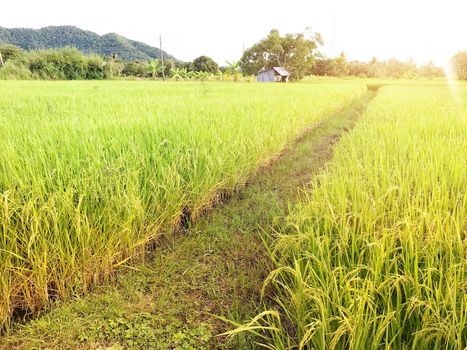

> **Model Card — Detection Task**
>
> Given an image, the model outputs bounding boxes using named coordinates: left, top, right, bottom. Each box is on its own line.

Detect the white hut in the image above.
left=256, top=67, right=290, bottom=82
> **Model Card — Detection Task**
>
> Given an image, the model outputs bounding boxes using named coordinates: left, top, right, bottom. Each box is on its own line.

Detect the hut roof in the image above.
left=272, top=67, right=289, bottom=76
left=257, top=67, right=290, bottom=77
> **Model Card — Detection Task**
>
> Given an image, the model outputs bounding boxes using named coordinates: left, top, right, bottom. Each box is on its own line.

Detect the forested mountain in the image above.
left=0, top=26, right=176, bottom=61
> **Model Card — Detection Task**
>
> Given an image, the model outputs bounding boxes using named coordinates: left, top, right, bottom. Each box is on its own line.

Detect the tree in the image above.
left=180, top=61, right=195, bottom=72
left=384, top=58, right=416, bottom=78
left=192, top=55, right=219, bottom=73
left=451, top=51, right=467, bottom=80
left=310, top=58, right=332, bottom=76
left=225, top=60, right=241, bottom=81
left=240, top=29, right=322, bottom=81
left=418, top=61, right=443, bottom=79
left=348, top=60, right=369, bottom=77
left=331, top=52, right=350, bottom=77
left=368, top=57, right=381, bottom=78
left=311, top=53, right=349, bottom=77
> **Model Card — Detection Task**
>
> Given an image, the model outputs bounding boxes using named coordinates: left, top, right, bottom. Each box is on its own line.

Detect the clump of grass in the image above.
left=226, top=85, right=467, bottom=349
left=0, top=80, right=366, bottom=327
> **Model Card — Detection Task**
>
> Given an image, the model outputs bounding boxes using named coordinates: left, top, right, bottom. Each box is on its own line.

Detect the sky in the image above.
left=1, top=0, right=466, bottom=66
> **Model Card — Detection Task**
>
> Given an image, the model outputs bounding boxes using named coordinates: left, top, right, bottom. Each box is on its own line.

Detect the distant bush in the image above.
left=0, top=46, right=250, bottom=81
left=86, top=55, right=110, bottom=79
left=122, top=61, right=148, bottom=77
left=0, top=44, right=24, bottom=62
left=0, top=47, right=112, bottom=80
left=0, top=60, right=33, bottom=80
left=27, top=47, right=107, bottom=80
left=192, top=55, right=219, bottom=73
left=310, top=55, right=445, bottom=79
left=451, top=51, right=467, bottom=80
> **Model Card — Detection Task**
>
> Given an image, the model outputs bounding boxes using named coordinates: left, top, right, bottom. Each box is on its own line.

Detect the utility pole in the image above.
left=159, top=35, right=165, bottom=81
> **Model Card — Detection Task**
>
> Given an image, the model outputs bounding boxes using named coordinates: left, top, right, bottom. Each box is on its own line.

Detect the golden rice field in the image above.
left=0, top=80, right=365, bottom=327
left=230, top=84, right=467, bottom=349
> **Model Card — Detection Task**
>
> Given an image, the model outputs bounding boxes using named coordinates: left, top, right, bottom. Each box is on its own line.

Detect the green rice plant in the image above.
left=226, top=85, right=467, bottom=349
left=0, top=80, right=365, bottom=327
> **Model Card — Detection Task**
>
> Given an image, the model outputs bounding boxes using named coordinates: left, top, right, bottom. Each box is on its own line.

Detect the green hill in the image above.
left=0, top=26, right=176, bottom=61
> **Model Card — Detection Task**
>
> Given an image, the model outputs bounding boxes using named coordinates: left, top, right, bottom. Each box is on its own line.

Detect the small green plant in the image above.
left=80, top=312, right=212, bottom=349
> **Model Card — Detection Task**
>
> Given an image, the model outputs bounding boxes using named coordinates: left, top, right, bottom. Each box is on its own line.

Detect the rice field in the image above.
left=0, top=80, right=365, bottom=327
left=229, top=84, right=467, bottom=348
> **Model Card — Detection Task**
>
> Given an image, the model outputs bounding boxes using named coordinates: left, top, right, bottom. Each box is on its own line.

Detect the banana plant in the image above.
left=215, top=70, right=225, bottom=81
left=170, top=67, right=186, bottom=80
left=225, top=60, right=241, bottom=81
left=194, top=71, right=210, bottom=81
left=148, top=59, right=162, bottom=79
left=186, top=70, right=196, bottom=80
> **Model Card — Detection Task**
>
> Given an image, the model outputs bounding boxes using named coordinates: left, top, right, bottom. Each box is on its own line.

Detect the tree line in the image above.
left=0, top=44, right=245, bottom=81
left=1, top=32, right=466, bottom=81
left=0, top=44, right=247, bottom=81
left=239, top=29, right=467, bottom=80
left=311, top=54, right=444, bottom=79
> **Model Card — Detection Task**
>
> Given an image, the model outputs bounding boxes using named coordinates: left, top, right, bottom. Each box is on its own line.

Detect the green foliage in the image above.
left=148, top=59, right=162, bottom=79
left=225, top=60, right=241, bottom=81
left=192, top=55, right=219, bottom=73
left=0, top=25, right=176, bottom=61
left=313, top=52, right=350, bottom=77
left=312, top=55, right=444, bottom=79
left=122, top=61, right=148, bottom=77
left=451, top=51, right=467, bottom=80
left=0, top=44, right=23, bottom=62
left=0, top=47, right=112, bottom=80
left=28, top=47, right=88, bottom=79
left=240, top=29, right=322, bottom=80
left=170, top=67, right=188, bottom=80
left=0, top=60, right=33, bottom=79
left=82, top=313, right=212, bottom=349
left=0, top=44, right=242, bottom=81
left=86, top=54, right=110, bottom=79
